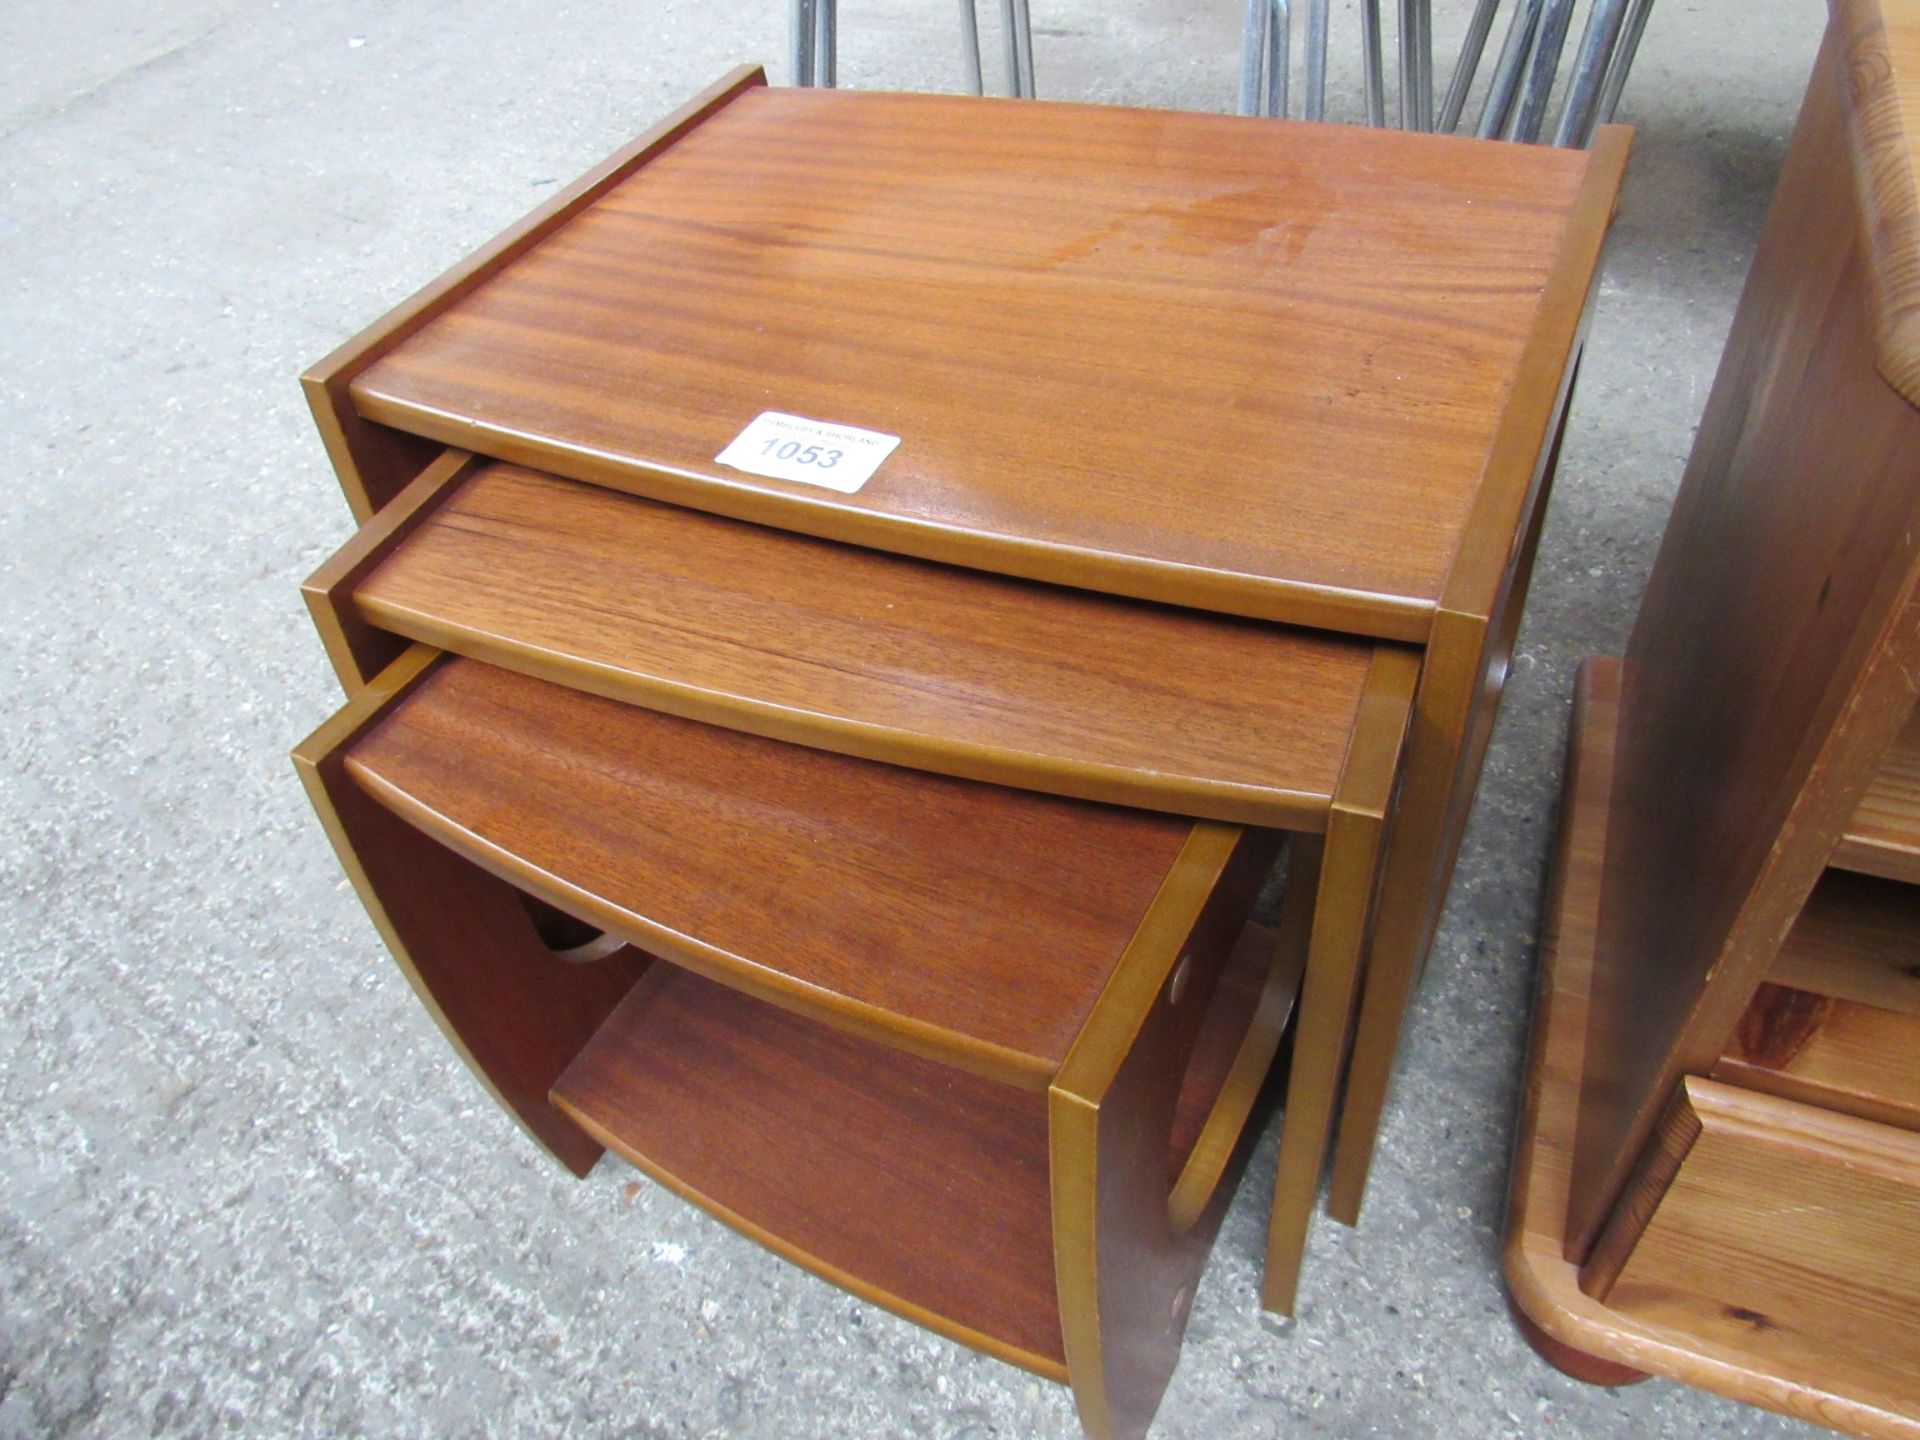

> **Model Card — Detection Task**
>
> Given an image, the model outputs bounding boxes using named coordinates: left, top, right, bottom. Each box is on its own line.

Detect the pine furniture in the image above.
left=1504, top=2, right=1920, bottom=1431
left=294, top=71, right=1624, bottom=1436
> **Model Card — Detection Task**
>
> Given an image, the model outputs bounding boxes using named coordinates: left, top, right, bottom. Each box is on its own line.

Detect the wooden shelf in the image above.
left=1770, top=868, right=1920, bottom=1017
left=344, top=85, right=1615, bottom=639
left=1715, top=982, right=1920, bottom=1134
left=341, top=655, right=1272, bottom=1090
left=552, top=964, right=1066, bottom=1375
left=1834, top=711, right=1920, bottom=882
left=551, top=921, right=1291, bottom=1380
left=344, top=460, right=1375, bottom=830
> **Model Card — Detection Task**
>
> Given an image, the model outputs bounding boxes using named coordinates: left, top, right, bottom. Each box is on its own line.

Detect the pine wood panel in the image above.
left=1834, top=0, right=1920, bottom=405
left=1504, top=659, right=1920, bottom=1439
left=551, top=965, right=1066, bottom=1374
left=347, top=460, right=1375, bottom=829
left=1593, top=1079, right=1920, bottom=1425
left=347, top=86, right=1605, bottom=639
left=1771, top=868, right=1920, bottom=1016
left=340, top=656, right=1267, bottom=1089
left=1570, top=32, right=1920, bottom=1255
left=1716, top=984, right=1920, bottom=1132
left=1835, top=711, right=1920, bottom=882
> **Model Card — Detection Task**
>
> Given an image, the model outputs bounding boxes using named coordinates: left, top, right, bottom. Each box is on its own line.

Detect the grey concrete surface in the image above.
left=0, top=2, right=1837, bottom=1436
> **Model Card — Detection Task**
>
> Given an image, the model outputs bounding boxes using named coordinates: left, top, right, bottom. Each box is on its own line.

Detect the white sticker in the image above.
left=714, top=412, right=900, bottom=494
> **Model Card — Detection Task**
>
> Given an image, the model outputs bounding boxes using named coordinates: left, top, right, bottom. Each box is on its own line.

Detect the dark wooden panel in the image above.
left=552, top=965, right=1065, bottom=1374
left=353, top=461, right=1372, bottom=828
left=350, top=86, right=1603, bottom=637
left=293, top=647, right=648, bottom=1174
left=342, top=656, right=1220, bottom=1088
left=1570, top=36, right=1920, bottom=1255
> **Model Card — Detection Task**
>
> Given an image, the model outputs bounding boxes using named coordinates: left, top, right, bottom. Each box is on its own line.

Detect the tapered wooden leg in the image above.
left=1263, top=812, right=1382, bottom=1313
left=1263, top=648, right=1417, bottom=1315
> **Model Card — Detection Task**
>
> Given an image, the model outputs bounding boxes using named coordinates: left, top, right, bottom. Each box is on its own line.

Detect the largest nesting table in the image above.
left=292, top=67, right=1628, bottom=1437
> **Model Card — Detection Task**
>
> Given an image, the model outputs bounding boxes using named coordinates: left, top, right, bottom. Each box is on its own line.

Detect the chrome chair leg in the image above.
left=1304, top=0, right=1329, bottom=120
left=816, top=0, right=838, bottom=87
left=1361, top=0, right=1385, bottom=124
left=1439, top=0, right=1500, bottom=132
left=791, top=0, right=818, bottom=85
left=959, top=0, right=985, bottom=94
left=1510, top=0, right=1574, bottom=141
left=1269, top=0, right=1291, bottom=116
left=1593, top=0, right=1657, bottom=129
left=1551, top=0, right=1628, bottom=145
left=1011, top=0, right=1035, bottom=95
left=1239, top=0, right=1268, bottom=114
left=1475, top=0, right=1541, bottom=138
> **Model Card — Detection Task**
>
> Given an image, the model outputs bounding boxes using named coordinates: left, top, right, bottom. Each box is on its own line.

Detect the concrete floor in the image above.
left=0, top=1, right=1839, bottom=1436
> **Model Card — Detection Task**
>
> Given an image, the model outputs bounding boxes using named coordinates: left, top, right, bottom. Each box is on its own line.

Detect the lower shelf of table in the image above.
left=550, top=914, right=1285, bottom=1383
left=554, top=960, right=1067, bottom=1374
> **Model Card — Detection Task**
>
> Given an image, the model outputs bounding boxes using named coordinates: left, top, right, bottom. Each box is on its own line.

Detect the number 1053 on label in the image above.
left=715, top=411, right=901, bottom=494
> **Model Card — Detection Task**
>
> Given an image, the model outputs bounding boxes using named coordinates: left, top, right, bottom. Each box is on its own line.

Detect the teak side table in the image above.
left=293, top=75, right=1624, bottom=1437
left=1505, top=1, right=1920, bottom=1432
left=299, top=71, right=1629, bottom=1302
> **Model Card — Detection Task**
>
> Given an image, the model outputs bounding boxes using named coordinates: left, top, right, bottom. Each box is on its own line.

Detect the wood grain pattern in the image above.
left=340, top=656, right=1263, bottom=1090
left=302, top=450, right=477, bottom=692
left=292, top=646, right=649, bottom=1174
left=552, top=964, right=1067, bottom=1376
left=1835, top=709, right=1920, bottom=881
left=348, top=86, right=1603, bottom=639
left=1570, top=31, right=1920, bottom=1256
left=1715, top=985, right=1920, bottom=1132
left=301, top=66, right=767, bottom=518
left=1771, top=868, right=1920, bottom=1016
left=1835, top=0, right=1920, bottom=406
left=1597, top=1079, right=1920, bottom=1426
left=1504, top=659, right=1920, bottom=1439
left=350, top=460, right=1375, bottom=829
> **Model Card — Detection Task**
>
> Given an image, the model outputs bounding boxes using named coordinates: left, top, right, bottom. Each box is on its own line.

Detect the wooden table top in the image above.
left=349, top=86, right=1612, bottom=640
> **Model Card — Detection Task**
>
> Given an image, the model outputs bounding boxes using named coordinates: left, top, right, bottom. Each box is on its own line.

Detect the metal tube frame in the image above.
left=1510, top=0, right=1575, bottom=141
left=1475, top=0, right=1541, bottom=138
left=1360, top=0, right=1386, bottom=125
left=959, top=0, right=985, bottom=95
